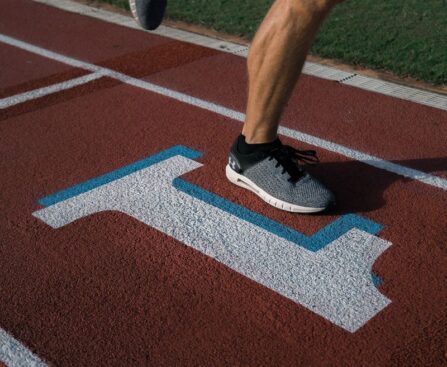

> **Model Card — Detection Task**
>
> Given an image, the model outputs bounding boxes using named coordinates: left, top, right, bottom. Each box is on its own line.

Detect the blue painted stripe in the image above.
left=38, top=146, right=202, bottom=207
left=371, top=273, right=382, bottom=287
left=173, top=178, right=382, bottom=252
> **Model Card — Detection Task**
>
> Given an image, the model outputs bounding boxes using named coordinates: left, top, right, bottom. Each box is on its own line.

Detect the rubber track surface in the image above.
left=1, top=1, right=446, bottom=366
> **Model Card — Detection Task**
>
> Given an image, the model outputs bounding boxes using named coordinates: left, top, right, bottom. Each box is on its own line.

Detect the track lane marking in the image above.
left=0, top=328, right=48, bottom=367
left=33, top=146, right=392, bottom=332
left=0, top=72, right=105, bottom=109
left=1, top=33, right=446, bottom=192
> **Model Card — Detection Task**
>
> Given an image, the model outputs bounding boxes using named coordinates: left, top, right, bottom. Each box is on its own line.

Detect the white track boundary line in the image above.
left=31, top=0, right=447, bottom=111
left=1, top=33, right=446, bottom=192
left=0, top=72, right=105, bottom=109
left=0, top=328, right=48, bottom=367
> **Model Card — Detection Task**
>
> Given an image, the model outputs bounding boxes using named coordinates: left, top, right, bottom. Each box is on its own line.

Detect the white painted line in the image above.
left=31, top=0, right=447, bottom=111
left=279, top=126, right=447, bottom=191
left=0, top=72, right=105, bottom=109
left=0, top=35, right=101, bottom=72
left=1, top=32, right=446, bottom=192
left=0, top=328, right=47, bottom=366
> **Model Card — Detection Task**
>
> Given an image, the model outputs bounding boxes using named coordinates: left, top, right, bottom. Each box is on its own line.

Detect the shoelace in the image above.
left=267, top=145, right=319, bottom=183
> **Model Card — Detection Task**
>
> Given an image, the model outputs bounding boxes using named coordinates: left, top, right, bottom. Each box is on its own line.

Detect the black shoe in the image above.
left=226, top=135, right=335, bottom=213
left=129, top=0, right=167, bottom=30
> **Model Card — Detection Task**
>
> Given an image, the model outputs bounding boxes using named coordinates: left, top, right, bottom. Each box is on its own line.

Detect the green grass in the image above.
left=103, top=0, right=446, bottom=85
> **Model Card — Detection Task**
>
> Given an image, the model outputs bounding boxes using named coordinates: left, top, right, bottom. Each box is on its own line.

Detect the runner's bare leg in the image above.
left=242, top=0, right=343, bottom=143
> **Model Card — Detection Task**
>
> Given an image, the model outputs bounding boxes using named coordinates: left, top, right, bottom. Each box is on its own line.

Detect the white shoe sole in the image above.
left=129, top=0, right=140, bottom=24
left=225, top=164, right=326, bottom=213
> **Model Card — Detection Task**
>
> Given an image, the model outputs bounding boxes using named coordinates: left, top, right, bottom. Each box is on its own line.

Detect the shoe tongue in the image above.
left=270, top=137, right=282, bottom=148
left=270, top=144, right=304, bottom=183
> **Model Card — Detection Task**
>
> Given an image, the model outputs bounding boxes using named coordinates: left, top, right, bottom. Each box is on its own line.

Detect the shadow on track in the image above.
left=306, top=157, right=447, bottom=215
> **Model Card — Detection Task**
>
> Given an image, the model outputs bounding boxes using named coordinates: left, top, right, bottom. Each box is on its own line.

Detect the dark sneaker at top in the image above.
left=226, top=135, right=335, bottom=213
left=129, top=0, right=167, bottom=30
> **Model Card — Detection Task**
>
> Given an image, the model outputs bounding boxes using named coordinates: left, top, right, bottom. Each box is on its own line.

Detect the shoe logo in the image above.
left=229, top=156, right=239, bottom=171
left=33, top=145, right=391, bottom=332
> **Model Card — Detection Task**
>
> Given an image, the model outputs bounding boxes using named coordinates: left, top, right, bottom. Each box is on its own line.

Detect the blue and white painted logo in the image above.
left=33, top=146, right=391, bottom=332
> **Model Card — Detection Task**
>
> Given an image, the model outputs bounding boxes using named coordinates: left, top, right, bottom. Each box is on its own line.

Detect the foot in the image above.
left=129, top=0, right=167, bottom=30
left=226, top=135, right=335, bottom=213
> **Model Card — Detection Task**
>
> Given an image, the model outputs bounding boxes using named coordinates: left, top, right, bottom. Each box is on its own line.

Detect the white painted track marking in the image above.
left=33, top=155, right=392, bottom=332
left=0, top=33, right=446, bottom=192
left=0, top=328, right=48, bottom=367
left=0, top=72, right=105, bottom=109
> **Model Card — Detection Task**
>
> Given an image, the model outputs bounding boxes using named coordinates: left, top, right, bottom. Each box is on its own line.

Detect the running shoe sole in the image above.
left=226, top=164, right=326, bottom=213
left=129, top=0, right=139, bottom=23
left=129, top=0, right=166, bottom=30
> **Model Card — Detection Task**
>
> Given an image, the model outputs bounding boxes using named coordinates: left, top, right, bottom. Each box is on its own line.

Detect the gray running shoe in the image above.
left=129, top=0, right=167, bottom=30
left=226, top=136, right=335, bottom=213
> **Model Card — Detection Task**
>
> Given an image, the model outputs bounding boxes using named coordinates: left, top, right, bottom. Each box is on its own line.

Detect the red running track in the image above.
left=1, top=0, right=446, bottom=366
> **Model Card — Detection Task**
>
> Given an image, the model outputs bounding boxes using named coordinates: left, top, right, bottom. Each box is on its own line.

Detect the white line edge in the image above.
left=0, top=72, right=105, bottom=109
left=0, top=328, right=48, bottom=367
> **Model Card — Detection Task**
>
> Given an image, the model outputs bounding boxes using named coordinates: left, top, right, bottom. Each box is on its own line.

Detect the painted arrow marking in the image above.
left=33, top=146, right=391, bottom=332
